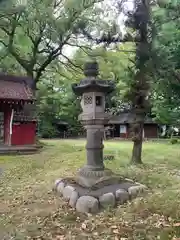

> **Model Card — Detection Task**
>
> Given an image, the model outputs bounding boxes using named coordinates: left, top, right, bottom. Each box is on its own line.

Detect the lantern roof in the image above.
left=72, top=61, right=115, bottom=95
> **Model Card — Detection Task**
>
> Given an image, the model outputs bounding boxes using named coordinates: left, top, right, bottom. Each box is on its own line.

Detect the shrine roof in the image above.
left=109, top=112, right=157, bottom=125
left=0, top=74, right=34, bottom=101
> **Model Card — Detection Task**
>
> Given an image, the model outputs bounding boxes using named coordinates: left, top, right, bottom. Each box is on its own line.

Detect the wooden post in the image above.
left=4, top=108, right=13, bottom=146
left=9, top=109, right=14, bottom=145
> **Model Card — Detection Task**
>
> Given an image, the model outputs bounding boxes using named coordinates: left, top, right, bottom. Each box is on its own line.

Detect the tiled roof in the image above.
left=0, top=80, right=33, bottom=100
left=0, top=73, right=36, bottom=121
left=109, top=112, right=156, bottom=124
left=0, top=73, right=35, bottom=89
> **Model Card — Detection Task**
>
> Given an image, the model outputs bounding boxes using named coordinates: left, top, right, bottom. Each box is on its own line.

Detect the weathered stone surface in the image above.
left=128, top=184, right=147, bottom=199
left=76, top=196, right=99, bottom=213
left=69, top=191, right=79, bottom=208
left=140, top=184, right=147, bottom=190
left=54, top=178, right=63, bottom=190
left=76, top=168, right=113, bottom=188
left=115, top=189, right=129, bottom=204
left=70, top=181, right=135, bottom=198
left=57, top=181, right=65, bottom=195
left=63, top=185, right=75, bottom=201
left=125, top=178, right=134, bottom=183
left=99, top=192, right=115, bottom=208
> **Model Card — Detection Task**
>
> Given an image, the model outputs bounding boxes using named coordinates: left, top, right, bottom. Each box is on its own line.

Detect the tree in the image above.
left=151, top=1, right=180, bottom=128
left=125, top=0, right=153, bottom=164
left=37, top=77, right=82, bottom=137
left=0, top=0, right=103, bottom=88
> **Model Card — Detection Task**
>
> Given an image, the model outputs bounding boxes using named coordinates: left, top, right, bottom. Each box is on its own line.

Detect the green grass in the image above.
left=1, top=139, right=180, bottom=239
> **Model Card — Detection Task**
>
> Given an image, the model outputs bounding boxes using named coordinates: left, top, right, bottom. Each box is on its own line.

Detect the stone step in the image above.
left=0, top=146, right=39, bottom=155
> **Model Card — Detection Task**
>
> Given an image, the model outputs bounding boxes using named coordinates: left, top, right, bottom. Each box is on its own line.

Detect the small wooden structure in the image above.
left=109, top=112, right=158, bottom=139
left=0, top=74, right=37, bottom=150
left=54, top=120, right=69, bottom=138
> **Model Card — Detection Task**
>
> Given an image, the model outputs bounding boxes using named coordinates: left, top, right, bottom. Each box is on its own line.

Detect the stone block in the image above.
left=69, top=191, right=79, bottom=208
left=115, top=189, right=129, bottom=204
left=125, top=178, right=134, bottom=183
left=128, top=184, right=147, bottom=199
left=63, top=185, right=75, bottom=201
left=99, top=192, right=116, bottom=208
left=57, top=181, right=65, bottom=195
left=54, top=178, right=63, bottom=190
left=76, top=196, right=99, bottom=213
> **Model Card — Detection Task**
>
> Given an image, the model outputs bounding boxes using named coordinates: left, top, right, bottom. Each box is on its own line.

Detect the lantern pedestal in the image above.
left=53, top=61, right=147, bottom=213
left=54, top=175, right=147, bottom=213
left=76, top=123, right=107, bottom=187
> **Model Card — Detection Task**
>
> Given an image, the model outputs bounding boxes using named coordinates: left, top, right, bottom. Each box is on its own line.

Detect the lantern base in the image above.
left=76, top=167, right=114, bottom=188
left=54, top=176, right=147, bottom=214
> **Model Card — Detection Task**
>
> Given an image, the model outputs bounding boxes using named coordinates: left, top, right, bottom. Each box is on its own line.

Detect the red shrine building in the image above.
left=0, top=74, right=37, bottom=147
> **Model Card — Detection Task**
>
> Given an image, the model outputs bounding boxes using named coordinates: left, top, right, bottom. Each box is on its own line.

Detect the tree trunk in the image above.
left=131, top=122, right=143, bottom=164
left=131, top=140, right=143, bottom=164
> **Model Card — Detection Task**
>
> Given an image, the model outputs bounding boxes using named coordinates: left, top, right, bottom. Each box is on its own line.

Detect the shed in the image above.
left=109, top=112, right=158, bottom=139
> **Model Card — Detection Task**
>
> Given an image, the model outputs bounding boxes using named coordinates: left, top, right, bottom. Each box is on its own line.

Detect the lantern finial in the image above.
left=83, top=60, right=99, bottom=77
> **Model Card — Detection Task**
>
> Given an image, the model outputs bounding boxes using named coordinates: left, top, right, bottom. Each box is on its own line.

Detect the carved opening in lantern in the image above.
left=96, top=96, right=102, bottom=106
left=84, top=95, right=92, bottom=105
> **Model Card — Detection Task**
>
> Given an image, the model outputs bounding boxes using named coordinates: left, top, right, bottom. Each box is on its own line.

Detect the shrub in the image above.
left=39, top=121, right=58, bottom=138
left=170, top=138, right=179, bottom=144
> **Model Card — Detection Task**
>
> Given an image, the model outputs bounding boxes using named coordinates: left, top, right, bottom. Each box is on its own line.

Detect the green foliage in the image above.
left=151, top=2, right=180, bottom=126
left=39, top=120, right=58, bottom=138
left=35, top=43, right=133, bottom=137
left=170, top=138, right=179, bottom=145
left=0, top=0, right=136, bottom=138
left=3, top=0, right=180, bottom=139
left=0, top=0, right=104, bottom=83
left=36, top=69, right=82, bottom=136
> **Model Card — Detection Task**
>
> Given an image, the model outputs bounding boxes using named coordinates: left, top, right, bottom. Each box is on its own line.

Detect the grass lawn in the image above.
left=1, top=140, right=180, bottom=240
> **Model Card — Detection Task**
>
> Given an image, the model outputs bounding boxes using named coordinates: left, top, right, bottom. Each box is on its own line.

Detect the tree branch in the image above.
left=0, top=39, right=7, bottom=47
left=34, top=40, right=69, bottom=83
left=33, top=0, right=96, bottom=82
left=61, top=53, right=83, bottom=71
left=2, top=13, right=33, bottom=76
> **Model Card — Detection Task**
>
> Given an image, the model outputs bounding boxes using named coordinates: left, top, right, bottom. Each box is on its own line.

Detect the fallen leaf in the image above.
left=55, top=235, right=65, bottom=240
left=93, top=232, right=99, bottom=236
left=81, top=223, right=87, bottom=229
left=113, top=229, right=119, bottom=234
left=173, top=223, right=180, bottom=227
left=111, top=225, right=118, bottom=229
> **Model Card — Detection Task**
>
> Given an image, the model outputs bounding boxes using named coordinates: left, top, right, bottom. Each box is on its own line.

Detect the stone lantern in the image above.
left=72, top=61, right=115, bottom=188
left=54, top=60, right=147, bottom=213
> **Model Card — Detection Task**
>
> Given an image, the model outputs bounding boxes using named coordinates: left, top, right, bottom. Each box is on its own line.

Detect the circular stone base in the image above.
left=54, top=177, right=147, bottom=214
left=76, top=167, right=114, bottom=188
